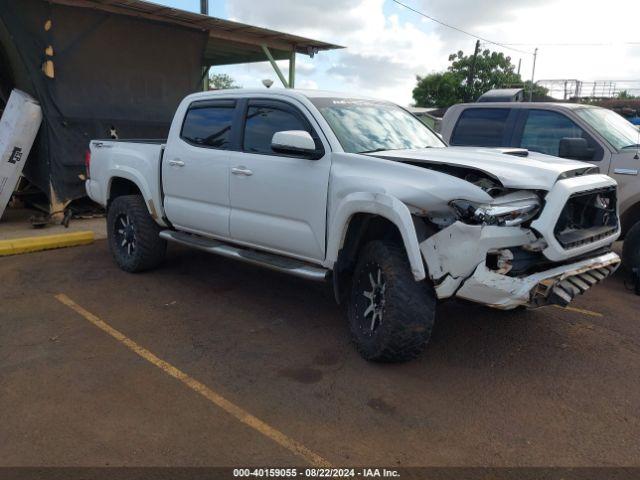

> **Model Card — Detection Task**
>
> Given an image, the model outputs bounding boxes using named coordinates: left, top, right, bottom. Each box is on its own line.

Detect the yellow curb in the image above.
left=0, top=231, right=95, bottom=256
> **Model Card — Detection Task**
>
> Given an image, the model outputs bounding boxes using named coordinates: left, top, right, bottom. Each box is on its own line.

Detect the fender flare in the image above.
left=325, top=192, right=426, bottom=281
left=107, top=167, right=166, bottom=226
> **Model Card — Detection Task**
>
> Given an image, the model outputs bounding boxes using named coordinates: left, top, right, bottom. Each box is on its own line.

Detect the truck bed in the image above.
left=86, top=139, right=167, bottom=225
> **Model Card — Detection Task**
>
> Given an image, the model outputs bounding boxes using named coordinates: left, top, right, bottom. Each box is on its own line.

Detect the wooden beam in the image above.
left=261, top=45, right=288, bottom=88
left=48, top=0, right=322, bottom=55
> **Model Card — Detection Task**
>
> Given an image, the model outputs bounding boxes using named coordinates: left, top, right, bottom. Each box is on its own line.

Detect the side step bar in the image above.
left=159, top=230, right=329, bottom=282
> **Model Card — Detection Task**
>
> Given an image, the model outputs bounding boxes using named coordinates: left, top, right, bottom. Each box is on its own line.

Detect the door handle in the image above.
left=231, top=166, right=253, bottom=176
left=169, top=159, right=185, bottom=167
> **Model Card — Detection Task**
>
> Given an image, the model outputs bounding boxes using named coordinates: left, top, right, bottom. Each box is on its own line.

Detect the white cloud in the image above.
left=297, top=79, right=319, bottom=90
left=225, top=0, right=446, bottom=104
left=220, top=0, right=640, bottom=103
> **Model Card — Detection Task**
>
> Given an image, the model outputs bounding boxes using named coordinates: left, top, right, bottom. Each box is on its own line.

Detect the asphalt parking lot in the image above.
left=1, top=240, right=639, bottom=467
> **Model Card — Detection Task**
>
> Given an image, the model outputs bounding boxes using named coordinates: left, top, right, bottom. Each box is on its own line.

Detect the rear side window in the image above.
left=243, top=104, right=310, bottom=155
left=520, top=110, right=591, bottom=157
left=450, top=108, right=511, bottom=147
left=181, top=101, right=236, bottom=149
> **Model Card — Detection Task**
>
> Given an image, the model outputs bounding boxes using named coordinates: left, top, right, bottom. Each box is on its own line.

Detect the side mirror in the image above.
left=271, top=130, right=320, bottom=158
left=559, top=137, right=593, bottom=160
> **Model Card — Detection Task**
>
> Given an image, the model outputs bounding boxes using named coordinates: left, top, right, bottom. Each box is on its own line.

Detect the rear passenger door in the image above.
left=162, top=99, right=237, bottom=237
left=449, top=107, right=517, bottom=147
left=227, top=99, right=330, bottom=262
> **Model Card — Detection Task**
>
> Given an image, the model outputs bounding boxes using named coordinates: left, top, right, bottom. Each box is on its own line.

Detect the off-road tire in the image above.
left=622, top=221, right=640, bottom=272
left=347, top=240, right=436, bottom=362
left=107, top=195, right=166, bottom=273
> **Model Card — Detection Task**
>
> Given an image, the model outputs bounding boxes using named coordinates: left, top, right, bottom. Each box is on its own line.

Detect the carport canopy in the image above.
left=49, top=0, right=343, bottom=88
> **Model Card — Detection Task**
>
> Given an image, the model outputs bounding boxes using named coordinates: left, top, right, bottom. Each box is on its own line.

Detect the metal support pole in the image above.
left=529, top=47, right=538, bottom=102
left=261, top=44, right=289, bottom=88
left=200, top=0, right=208, bottom=15
left=201, top=65, right=211, bottom=91
left=289, top=48, right=296, bottom=89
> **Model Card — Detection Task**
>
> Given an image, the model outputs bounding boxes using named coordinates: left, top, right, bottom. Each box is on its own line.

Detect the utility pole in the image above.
left=466, top=40, right=480, bottom=102
left=517, top=58, right=521, bottom=76
left=200, top=0, right=208, bottom=15
left=528, top=47, right=538, bottom=102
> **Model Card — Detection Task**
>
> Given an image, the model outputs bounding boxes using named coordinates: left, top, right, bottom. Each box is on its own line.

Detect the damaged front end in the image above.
left=418, top=174, right=621, bottom=310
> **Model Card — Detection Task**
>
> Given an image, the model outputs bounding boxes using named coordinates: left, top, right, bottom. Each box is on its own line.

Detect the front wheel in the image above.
left=107, top=195, right=166, bottom=273
left=348, top=241, right=436, bottom=362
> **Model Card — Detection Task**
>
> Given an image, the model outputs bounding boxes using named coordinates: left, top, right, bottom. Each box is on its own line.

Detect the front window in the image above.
left=309, top=98, right=445, bottom=154
left=520, top=110, right=587, bottom=157
left=243, top=105, right=309, bottom=155
left=575, top=107, right=640, bottom=151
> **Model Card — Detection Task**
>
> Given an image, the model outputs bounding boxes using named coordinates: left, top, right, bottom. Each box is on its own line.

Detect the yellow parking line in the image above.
left=54, top=293, right=331, bottom=468
left=552, top=305, right=603, bottom=318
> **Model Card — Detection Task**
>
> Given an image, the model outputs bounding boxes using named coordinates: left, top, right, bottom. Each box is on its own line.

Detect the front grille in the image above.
left=554, top=186, right=618, bottom=249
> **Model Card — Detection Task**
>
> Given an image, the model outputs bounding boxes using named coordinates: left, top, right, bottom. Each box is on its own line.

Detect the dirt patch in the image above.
left=278, top=366, right=323, bottom=384
left=367, top=397, right=396, bottom=415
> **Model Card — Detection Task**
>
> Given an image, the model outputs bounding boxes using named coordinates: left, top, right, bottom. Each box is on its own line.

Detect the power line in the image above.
left=503, top=42, right=640, bottom=47
left=390, top=0, right=534, bottom=55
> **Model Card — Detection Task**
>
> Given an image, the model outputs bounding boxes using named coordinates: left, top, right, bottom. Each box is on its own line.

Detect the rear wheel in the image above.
left=348, top=241, right=436, bottom=362
left=107, top=195, right=166, bottom=272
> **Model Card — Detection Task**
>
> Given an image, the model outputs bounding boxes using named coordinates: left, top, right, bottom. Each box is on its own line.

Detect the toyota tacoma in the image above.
left=86, top=89, right=621, bottom=362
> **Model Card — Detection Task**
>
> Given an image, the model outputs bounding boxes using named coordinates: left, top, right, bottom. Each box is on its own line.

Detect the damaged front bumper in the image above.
left=420, top=219, right=620, bottom=310
left=454, top=251, right=620, bottom=309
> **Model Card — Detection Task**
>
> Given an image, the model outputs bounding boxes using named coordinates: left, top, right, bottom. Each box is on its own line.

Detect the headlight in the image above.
left=450, top=191, right=541, bottom=227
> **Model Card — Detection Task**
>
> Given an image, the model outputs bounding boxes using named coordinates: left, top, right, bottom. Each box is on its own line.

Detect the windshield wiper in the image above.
left=358, top=148, right=393, bottom=154
left=358, top=146, right=433, bottom=154
left=622, top=144, right=640, bottom=149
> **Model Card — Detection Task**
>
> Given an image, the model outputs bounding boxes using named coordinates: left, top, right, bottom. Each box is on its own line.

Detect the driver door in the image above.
left=228, top=99, right=330, bottom=261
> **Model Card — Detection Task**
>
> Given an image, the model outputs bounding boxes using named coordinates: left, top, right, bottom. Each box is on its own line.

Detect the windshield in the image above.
left=575, top=107, right=640, bottom=150
left=309, top=97, right=445, bottom=153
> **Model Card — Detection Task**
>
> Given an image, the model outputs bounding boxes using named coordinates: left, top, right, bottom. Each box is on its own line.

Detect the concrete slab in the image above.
left=0, top=207, right=106, bottom=241
left=1, top=240, right=639, bottom=467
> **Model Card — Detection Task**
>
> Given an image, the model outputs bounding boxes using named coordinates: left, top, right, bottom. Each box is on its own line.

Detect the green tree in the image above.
left=209, top=73, right=240, bottom=90
left=522, top=80, right=551, bottom=101
left=413, top=48, right=548, bottom=107
left=617, top=90, right=637, bottom=99
left=447, top=49, right=521, bottom=101
left=412, top=71, right=463, bottom=108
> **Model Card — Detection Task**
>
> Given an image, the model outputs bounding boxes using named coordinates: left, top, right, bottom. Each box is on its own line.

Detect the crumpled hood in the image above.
left=371, top=146, right=596, bottom=190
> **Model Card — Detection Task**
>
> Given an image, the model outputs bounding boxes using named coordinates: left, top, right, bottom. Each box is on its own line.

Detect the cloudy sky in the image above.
left=156, top=0, right=640, bottom=105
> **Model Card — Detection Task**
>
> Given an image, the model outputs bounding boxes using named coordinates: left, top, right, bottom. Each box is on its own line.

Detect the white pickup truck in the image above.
left=86, top=89, right=621, bottom=362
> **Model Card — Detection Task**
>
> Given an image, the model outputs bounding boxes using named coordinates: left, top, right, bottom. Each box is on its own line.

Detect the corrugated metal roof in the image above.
left=50, top=0, right=343, bottom=65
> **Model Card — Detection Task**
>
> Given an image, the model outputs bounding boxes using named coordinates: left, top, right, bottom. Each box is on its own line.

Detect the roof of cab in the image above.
left=186, top=88, right=383, bottom=102
left=450, top=101, right=600, bottom=111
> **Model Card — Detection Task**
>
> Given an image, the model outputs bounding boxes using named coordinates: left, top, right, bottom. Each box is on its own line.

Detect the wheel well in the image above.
left=332, top=214, right=410, bottom=304
left=108, top=178, right=141, bottom=207
left=621, top=202, right=640, bottom=239
left=339, top=214, right=402, bottom=267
